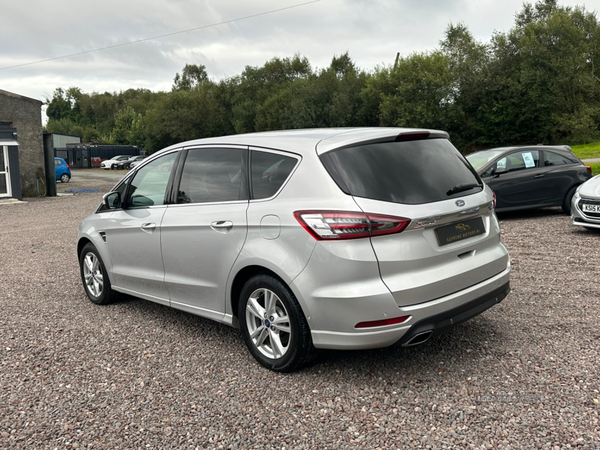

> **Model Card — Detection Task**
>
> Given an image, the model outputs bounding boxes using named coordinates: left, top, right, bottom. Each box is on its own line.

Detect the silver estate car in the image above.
left=571, top=174, right=600, bottom=230
left=77, top=128, right=511, bottom=371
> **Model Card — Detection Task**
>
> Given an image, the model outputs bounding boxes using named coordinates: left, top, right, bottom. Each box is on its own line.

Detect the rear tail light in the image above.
left=492, top=190, right=496, bottom=209
left=586, top=165, right=592, bottom=175
left=294, top=210, right=410, bottom=240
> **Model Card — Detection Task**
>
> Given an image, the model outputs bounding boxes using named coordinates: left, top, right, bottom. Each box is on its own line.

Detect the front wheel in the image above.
left=238, top=274, right=315, bottom=372
left=79, top=243, right=118, bottom=305
left=562, top=186, right=577, bottom=215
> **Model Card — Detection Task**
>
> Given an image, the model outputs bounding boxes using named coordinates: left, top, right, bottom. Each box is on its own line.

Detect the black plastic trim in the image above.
left=398, top=282, right=510, bottom=346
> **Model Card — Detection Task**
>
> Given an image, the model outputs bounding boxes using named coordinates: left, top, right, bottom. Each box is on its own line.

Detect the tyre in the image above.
left=238, top=274, right=315, bottom=372
left=79, top=243, right=117, bottom=305
left=562, top=186, right=577, bottom=215
left=60, top=173, right=70, bottom=183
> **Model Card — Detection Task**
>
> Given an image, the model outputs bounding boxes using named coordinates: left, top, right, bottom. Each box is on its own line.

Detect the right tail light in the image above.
left=294, top=211, right=410, bottom=241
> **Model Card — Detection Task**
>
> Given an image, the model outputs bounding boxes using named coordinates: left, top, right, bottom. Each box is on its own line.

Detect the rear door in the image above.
left=160, top=146, right=249, bottom=320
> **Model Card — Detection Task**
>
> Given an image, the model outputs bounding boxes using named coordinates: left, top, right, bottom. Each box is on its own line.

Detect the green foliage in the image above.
left=43, top=1, right=600, bottom=154
left=570, top=141, right=600, bottom=159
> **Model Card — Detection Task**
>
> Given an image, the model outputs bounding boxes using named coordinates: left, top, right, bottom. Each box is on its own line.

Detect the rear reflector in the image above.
left=355, top=315, right=411, bottom=329
left=294, top=210, right=410, bottom=240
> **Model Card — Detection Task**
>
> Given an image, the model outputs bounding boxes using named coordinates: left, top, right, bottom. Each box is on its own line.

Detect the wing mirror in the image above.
left=103, top=192, right=121, bottom=210
left=494, top=166, right=508, bottom=177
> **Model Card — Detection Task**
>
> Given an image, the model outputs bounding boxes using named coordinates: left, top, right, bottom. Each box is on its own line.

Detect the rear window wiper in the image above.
left=446, top=183, right=481, bottom=196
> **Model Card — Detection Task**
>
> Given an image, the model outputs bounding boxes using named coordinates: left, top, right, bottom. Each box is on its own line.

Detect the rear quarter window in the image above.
left=320, top=139, right=482, bottom=204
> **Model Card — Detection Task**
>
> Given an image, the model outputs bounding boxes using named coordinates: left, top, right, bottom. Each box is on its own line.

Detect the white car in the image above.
left=100, top=155, right=131, bottom=170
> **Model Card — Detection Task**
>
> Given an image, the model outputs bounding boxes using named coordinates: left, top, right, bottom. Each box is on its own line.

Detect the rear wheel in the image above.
left=60, top=173, right=70, bottom=183
left=238, top=274, right=315, bottom=372
left=562, top=186, right=577, bottom=215
left=79, top=243, right=117, bottom=305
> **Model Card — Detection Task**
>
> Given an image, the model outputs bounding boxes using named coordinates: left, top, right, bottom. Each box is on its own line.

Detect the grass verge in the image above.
left=571, top=142, right=600, bottom=160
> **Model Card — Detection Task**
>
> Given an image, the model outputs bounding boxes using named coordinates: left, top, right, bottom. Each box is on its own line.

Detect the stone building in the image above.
left=0, top=89, right=44, bottom=199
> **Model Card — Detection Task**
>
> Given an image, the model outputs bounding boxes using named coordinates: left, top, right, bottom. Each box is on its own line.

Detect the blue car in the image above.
left=55, top=157, right=71, bottom=183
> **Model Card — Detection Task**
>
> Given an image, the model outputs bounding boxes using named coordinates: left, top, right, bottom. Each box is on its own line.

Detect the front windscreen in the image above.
left=466, top=149, right=506, bottom=170
left=321, top=138, right=482, bottom=205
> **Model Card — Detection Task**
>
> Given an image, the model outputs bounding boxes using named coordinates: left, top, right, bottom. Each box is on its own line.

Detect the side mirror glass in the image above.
left=103, top=192, right=121, bottom=210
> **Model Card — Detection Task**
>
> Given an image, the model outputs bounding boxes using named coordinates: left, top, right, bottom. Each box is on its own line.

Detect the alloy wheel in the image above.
left=245, top=288, right=292, bottom=360
left=83, top=252, right=104, bottom=298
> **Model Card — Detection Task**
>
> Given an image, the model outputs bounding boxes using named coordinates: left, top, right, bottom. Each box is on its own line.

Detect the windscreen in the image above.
left=466, top=149, right=507, bottom=170
left=321, top=138, right=482, bottom=205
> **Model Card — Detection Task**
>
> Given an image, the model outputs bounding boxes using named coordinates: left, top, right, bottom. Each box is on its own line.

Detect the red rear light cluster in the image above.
left=355, top=315, right=410, bottom=329
left=492, top=190, right=496, bottom=210
left=586, top=165, right=592, bottom=175
left=294, top=210, right=410, bottom=240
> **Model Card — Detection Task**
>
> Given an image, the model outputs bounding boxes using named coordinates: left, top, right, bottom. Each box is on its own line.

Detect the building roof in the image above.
left=0, top=89, right=43, bottom=106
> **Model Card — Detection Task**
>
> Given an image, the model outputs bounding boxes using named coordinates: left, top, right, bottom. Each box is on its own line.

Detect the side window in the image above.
left=177, top=148, right=247, bottom=204
left=491, top=150, right=539, bottom=175
left=125, top=152, right=177, bottom=208
left=54, top=159, right=61, bottom=167
left=251, top=151, right=297, bottom=199
left=545, top=151, right=572, bottom=166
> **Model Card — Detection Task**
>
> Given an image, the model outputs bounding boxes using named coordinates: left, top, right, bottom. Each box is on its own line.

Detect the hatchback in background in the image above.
left=115, top=155, right=145, bottom=170
left=100, top=155, right=131, bottom=170
left=54, top=157, right=71, bottom=183
left=78, top=128, right=510, bottom=371
left=466, top=145, right=591, bottom=214
left=571, top=175, right=600, bottom=230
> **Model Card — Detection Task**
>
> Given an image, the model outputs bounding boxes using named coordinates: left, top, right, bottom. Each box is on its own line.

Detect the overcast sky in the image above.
left=1, top=0, right=598, bottom=117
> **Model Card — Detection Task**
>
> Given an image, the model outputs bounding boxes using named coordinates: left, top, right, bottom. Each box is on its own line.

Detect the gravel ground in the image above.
left=1, top=173, right=599, bottom=449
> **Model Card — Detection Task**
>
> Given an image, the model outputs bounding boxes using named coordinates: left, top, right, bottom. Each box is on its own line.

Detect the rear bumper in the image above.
left=397, top=281, right=509, bottom=346
left=309, top=266, right=510, bottom=350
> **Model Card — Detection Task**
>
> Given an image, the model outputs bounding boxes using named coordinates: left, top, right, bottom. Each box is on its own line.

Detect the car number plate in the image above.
left=583, top=204, right=600, bottom=213
left=435, top=217, right=485, bottom=247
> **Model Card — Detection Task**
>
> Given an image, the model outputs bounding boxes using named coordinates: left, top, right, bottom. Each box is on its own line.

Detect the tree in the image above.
left=173, top=64, right=209, bottom=91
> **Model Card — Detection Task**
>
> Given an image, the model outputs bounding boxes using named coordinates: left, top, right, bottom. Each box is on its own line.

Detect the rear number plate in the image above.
left=583, top=204, right=600, bottom=213
left=435, top=217, right=485, bottom=247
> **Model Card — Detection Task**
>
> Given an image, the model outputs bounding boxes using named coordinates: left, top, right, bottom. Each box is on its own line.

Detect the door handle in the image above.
left=534, top=174, right=545, bottom=178
left=211, top=220, right=233, bottom=233
left=141, top=222, right=156, bottom=232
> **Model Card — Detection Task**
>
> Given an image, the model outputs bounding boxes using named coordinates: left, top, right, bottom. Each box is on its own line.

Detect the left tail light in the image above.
left=294, top=210, right=410, bottom=240
left=586, top=166, right=592, bottom=175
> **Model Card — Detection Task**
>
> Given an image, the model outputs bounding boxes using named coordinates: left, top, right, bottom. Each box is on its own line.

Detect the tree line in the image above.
left=45, top=0, right=600, bottom=154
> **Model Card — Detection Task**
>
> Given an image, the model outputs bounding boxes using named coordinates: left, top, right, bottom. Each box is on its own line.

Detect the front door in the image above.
left=104, top=151, right=178, bottom=305
left=0, top=146, right=11, bottom=198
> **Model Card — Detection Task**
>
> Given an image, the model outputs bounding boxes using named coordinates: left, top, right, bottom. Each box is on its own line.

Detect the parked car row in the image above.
left=76, top=128, right=596, bottom=373
left=100, top=155, right=146, bottom=170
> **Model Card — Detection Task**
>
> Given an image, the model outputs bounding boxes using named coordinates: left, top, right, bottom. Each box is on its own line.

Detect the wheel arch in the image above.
left=230, top=265, right=289, bottom=323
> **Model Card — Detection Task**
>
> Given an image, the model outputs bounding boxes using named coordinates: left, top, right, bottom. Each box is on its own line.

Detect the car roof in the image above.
left=475, top=145, right=573, bottom=154
left=153, top=127, right=450, bottom=156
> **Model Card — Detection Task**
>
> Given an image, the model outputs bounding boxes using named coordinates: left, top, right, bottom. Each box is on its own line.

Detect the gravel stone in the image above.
left=0, top=170, right=599, bottom=449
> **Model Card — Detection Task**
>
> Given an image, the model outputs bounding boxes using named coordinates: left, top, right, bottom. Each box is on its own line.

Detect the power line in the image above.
left=0, top=0, right=321, bottom=71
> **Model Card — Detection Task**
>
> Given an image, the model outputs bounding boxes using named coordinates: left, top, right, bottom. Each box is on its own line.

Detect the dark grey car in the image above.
left=466, top=145, right=591, bottom=214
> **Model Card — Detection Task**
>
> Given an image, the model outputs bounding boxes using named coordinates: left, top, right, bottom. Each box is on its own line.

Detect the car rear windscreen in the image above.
left=320, top=138, right=482, bottom=204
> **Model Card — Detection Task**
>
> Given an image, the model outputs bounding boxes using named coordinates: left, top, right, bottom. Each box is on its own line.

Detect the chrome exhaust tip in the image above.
left=402, top=330, right=433, bottom=347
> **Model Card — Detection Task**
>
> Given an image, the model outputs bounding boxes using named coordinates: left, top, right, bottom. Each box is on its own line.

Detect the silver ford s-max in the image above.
left=78, top=128, right=510, bottom=371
